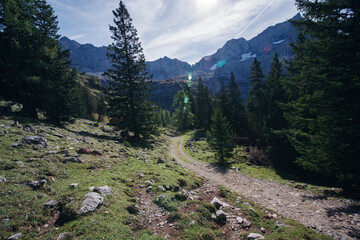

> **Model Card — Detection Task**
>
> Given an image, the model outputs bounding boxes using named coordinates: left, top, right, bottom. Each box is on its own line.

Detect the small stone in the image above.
left=242, top=218, right=252, bottom=229
left=158, top=186, right=166, bottom=192
left=295, top=184, right=308, bottom=189
left=64, top=157, right=84, bottom=163
left=94, top=186, right=112, bottom=196
left=216, top=210, right=227, bottom=223
left=0, top=176, right=6, bottom=183
left=236, top=216, right=244, bottom=224
left=69, top=183, right=78, bottom=188
left=17, top=161, right=25, bottom=167
left=89, top=186, right=95, bottom=191
left=44, top=200, right=59, bottom=208
left=56, top=232, right=69, bottom=240
left=275, top=220, right=286, bottom=227
left=247, top=233, right=265, bottom=240
left=126, top=205, right=139, bottom=215
left=146, top=186, right=152, bottom=193
left=28, top=179, right=46, bottom=189
left=139, top=173, right=144, bottom=178
left=260, top=227, right=266, bottom=233
left=7, top=233, right=22, bottom=240
left=211, top=197, right=225, bottom=209
left=144, top=180, right=153, bottom=186
left=157, top=157, right=166, bottom=164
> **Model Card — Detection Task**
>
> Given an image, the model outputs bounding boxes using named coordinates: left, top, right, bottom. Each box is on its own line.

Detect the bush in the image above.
left=249, top=147, right=269, bottom=165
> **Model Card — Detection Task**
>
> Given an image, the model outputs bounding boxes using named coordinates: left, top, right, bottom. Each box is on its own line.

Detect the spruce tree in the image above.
left=207, top=105, right=234, bottom=165
left=195, top=77, right=212, bottom=130
left=173, top=87, right=195, bottom=130
left=228, top=72, right=246, bottom=136
left=283, top=0, right=360, bottom=190
left=104, top=1, right=156, bottom=141
left=246, top=57, right=266, bottom=145
left=0, top=0, right=80, bottom=122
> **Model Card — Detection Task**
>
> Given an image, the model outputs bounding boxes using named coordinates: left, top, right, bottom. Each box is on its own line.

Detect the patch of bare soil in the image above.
left=170, top=136, right=360, bottom=240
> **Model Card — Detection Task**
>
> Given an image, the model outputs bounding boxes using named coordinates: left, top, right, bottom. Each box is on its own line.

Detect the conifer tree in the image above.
left=283, top=0, right=360, bottom=189
left=246, top=57, right=266, bottom=145
left=104, top=1, right=156, bottom=141
left=0, top=0, right=80, bottom=122
left=207, top=105, right=234, bottom=165
left=228, top=72, right=246, bottom=136
left=195, top=77, right=212, bottom=130
left=173, top=86, right=195, bottom=130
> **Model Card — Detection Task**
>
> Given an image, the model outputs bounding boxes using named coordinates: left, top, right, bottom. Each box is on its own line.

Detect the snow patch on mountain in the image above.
left=272, top=39, right=285, bottom=44
left=240, top=52, right=256, bottom=61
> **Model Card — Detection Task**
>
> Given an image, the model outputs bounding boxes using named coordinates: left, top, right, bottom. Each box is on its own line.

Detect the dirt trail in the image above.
left=170, top=136, right=360, bottom=240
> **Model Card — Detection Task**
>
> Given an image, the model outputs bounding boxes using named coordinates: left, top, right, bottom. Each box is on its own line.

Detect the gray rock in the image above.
left=21, top=136, right=48, bottom=148
left=7, top=233, right=21, bottom=240
left=146, top=186, right=152, bottom=193
left=157, top=157, right=166, bottom=164
left=144, top=180, right=153, bottom=186
left=17, top=161, right=25, bottom=167
left=248, top=233, right=265, bottom=240
left=24, top=124, right=35, bottom=133
left=77, top=192, right=104, bottom=215
left=44, top=200, right=59, bottom=208
left=211, top=197, right=227, bottom=209
left=158, top=186, right=166, bottom=192
left=95, top=186, right=112, bottom=196
left=295, top=183, right=308, bottom=189
left=260, top=227, right=266, bottom=233
left=242, top=218, right=252, bottom=228
left=275, top=220, right=286, bottom=227
left=0, top=176, right=6, bottom=183
left=64, top=157, right=84, bottom=163
left=28, top=179, right=46, bottom=189
left=11, top=143, right=22, bottom=147
left=215, top=210, right=227, bottom=223
left=236, top=216, right=244, bottom=224
left=69, top=183, right=78, bottom=188
left=56, top=232, right=69, bottom=240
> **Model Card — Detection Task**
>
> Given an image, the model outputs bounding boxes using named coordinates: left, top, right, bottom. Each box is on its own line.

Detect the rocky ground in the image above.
left=170, top=136, right=360, bottom=240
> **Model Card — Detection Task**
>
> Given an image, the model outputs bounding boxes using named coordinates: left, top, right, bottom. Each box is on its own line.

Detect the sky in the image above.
left=47, top=0, right=299, bottom=64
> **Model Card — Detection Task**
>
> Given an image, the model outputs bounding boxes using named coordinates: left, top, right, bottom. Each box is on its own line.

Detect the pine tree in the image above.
left=246, top=57, right=266, bottom=145
left=283, top=0, right=360, bottom=190
left=0, top=0, right=80, bottom=122
left=173, top=87, right=195, bottom=130
left=218, top=81, right=230, bottom=120
left=104, top=1, right=156, bottom=141
left=263, top=53, right=294, bottom=165
left=228, top=72, right=246, bottom=136
left=195, top=77, right=212, bottom=130
left=207, top=105, right=234, bottom=165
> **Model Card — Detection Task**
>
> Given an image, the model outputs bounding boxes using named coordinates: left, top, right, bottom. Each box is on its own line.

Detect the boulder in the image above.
left=78, top=148, right=102, bottom=156
left=28, top=179, right=47, bottom=189
left=21, top=136, right=48, bottom=148
left=94, top=186, right=112, bottom=196
left=236, top=216, right=244, bottom=224
left=7, top=233, right=21, bottom=240
left=248, top=233, right=265, bottom=240
left=44, top=200, right=59, bottom=208
left=77, top=192, right=104, bottom=215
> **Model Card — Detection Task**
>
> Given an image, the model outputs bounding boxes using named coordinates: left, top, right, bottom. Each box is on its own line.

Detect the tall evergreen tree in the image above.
left=0, top=0, right=80, bottom=122
left=195, top=77, right=212, bottom=130
left=104, top=1, right=156, bottom=140
left=218, top=81, right=230, bottom=120
left=228, top=72, right=246, bottom=136
left=263, top=53, right=294, bottom=165
left=283, top=0, right=360, bottom=190
left=207, top=105, right=234, bottom=165
left=246, top=57, right=266, bottom=145
left=173, top=86, right=195, bottom=131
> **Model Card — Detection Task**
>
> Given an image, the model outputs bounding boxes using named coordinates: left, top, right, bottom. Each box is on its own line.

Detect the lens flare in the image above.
left=210, top=59, right=226, bottom=70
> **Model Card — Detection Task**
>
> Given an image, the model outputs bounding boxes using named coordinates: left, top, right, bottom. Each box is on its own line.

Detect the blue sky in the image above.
left=48, top=0, right=299, bottom=64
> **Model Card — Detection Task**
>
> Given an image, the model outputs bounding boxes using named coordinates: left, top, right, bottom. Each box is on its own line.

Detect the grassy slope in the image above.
left=0, top=116, right=330, bottom=239
left=182, top=131, right=340, bottom=195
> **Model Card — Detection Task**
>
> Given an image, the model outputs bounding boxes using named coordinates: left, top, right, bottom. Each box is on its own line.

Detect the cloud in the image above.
left=48, top=0, right=298, bottom=63
left=68, top=34, right=87, bottom=40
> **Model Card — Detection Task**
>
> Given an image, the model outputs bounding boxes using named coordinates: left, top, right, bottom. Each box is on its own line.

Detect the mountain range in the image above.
left=59, top=13, right=300, bottom=108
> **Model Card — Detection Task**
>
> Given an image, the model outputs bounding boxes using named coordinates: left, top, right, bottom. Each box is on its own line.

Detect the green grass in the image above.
left=182, top=130, right=338, bottom=195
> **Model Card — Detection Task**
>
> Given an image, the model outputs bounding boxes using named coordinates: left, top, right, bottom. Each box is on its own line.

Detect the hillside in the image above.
left=0, top=114, right=336, bottom=240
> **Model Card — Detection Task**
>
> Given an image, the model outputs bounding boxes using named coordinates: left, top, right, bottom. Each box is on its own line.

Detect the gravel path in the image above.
left=170, top=136, right=360, bottom=240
